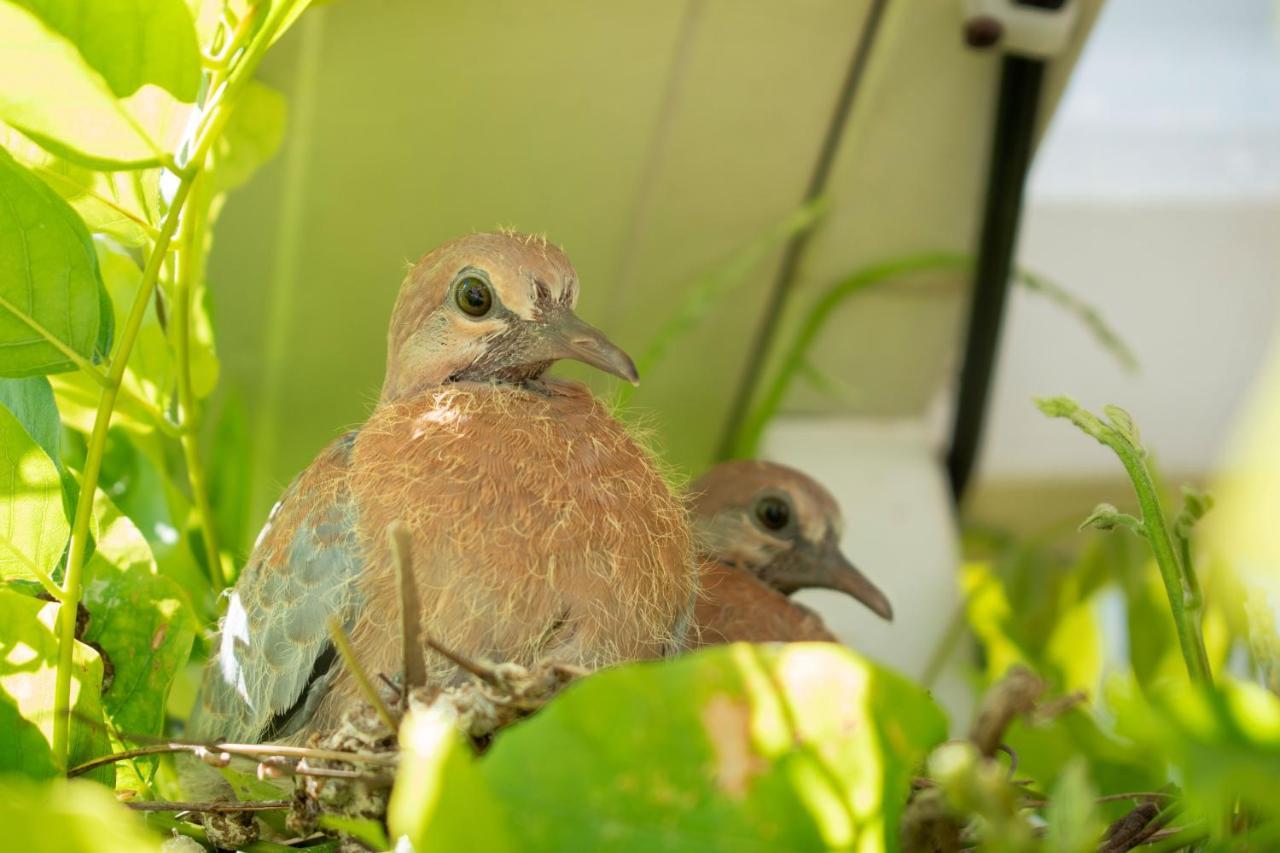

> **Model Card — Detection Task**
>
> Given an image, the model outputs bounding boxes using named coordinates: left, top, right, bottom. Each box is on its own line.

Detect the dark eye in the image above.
left=755, top=496, right=790, bottom=531
left=455, top=276, right=493, bottom=317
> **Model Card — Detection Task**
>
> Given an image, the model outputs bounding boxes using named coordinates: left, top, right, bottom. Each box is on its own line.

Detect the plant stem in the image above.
left=1105, top=439, right=1212, bottom=685
left=732, top=252, right=970, bottom=457
left=52, top=2, right=289, bottom=769
left=52, top=175, right=196, bottom=767
left=173, top=176, right=226, bottom=590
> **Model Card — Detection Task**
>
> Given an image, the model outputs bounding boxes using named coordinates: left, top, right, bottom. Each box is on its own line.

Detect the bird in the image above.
left=687, top=460, right=892, bottom=646
left=187, top=231, right=696, bottom=753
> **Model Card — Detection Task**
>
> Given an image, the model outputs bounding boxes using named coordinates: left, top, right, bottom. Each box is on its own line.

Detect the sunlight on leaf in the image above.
left=388, top=706, right=515, bottom=850
left=0, top=405, right=69, bottom=592
left=0, top=590, right=111, bottom=782
left=476, top=643, right=946, bottom=852
left=0, top=377, right=64, bottom=475
left=9, top=0, right=201, bottom=101
left=0, top=776, right=161, bottom=851
left=0, top=146, right=105, bottom=377
left=0, top=4, right=190, bottom=169
left=81, top=488, right=195, bottom=790
left=0, top=126, right=160, bottom=246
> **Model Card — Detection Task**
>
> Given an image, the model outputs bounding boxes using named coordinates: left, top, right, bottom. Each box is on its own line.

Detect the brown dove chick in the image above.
left=188, top=232, right=696, bottom=756
left=689, top=460, right=892, bottom=646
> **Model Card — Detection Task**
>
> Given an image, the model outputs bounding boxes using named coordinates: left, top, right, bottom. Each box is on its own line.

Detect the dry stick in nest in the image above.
left=390, top=520, right=428, bottom=693
left=968, top=666, right=1046, bottom=757
left=68, top=739, right=397, bottom=779
left=125, top=800, right=291, bottom=814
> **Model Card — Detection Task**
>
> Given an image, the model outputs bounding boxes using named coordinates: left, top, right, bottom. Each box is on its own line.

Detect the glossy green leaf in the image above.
left=82, top=488, right=195, bottom=742
left=0, top=405, right=69, bottom=589
left=210, top=81, right=287, bottom=194
left=11, top=0, right=201, bottom=101
left=388, top=708, right=516, bottom=851
left=0, top=777, right=162, bottom=851
left=480, top=643, right=946, bottom=851
left=0, top=4, right=190, bottom=169
left=0, top=589, right=112, bottom=782
left=0, top=145, right=105, bottom=376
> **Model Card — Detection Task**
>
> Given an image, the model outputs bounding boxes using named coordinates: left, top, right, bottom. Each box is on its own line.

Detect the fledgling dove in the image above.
left=188, top=232, right=696, bottom=754
left=689, top=460, right=892, bottom=645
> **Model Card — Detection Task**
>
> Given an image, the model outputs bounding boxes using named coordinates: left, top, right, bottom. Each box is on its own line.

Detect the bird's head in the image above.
left=690, top=460, right=893, bottom=621
left=381, top=231, right=637, bottom=400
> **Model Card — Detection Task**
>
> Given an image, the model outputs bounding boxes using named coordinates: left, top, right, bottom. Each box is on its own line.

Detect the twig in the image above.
left=1095, top=792, right=1176, bottom=805
left=272, top=762, right=394, bottom=787
left=389, top=521, right=427, bottom=691
left=125, top=800, right=289, bottom=813
left=969, top=666, right=1045, bottom=756
left=67, top=740, right=397, bottom=778
left=326, top=617, right=398, bottom=733
left=424, top=635, right=500, bottom=686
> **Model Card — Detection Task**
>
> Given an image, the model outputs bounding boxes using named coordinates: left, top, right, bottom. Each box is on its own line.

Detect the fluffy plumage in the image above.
left=188, top=233, right=695, bottom=760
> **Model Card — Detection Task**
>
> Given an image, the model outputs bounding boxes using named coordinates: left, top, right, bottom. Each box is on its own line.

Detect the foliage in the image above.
left=0, top=2, right=1277, bottom=851
left=390, top=644, right=946, bottom=852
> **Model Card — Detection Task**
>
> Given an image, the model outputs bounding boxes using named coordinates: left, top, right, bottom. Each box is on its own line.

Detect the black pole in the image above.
left=715, top=0, right=890, bottom=461
left=945, top=54, right=1046, bottom=502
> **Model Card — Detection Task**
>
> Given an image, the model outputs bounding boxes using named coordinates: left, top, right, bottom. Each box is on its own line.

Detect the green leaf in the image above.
left=82, top=488, right=195, bottom=743
left=0, top=404, right=69, bottom=592
left=0, top=4, right=189, bottom=169
left=93, top=426, right=216, bottom=622
left=388, top=707, right=515, bottom=850
left=1079, top=502, right=1143, bottom=535
left=209, top=81, right=288, bottom=194
left=0, top=126, right=161, bottom=246
left=96, top=243, right=174, bottom=409
left=479, top=644, right=947, bottom=851
left=1044, top=758, right=1102, bottom=853
left=0, top=777, right=162, bottom=851
left=209, top=393, right=253, bottom=560
left=1111, top=675, right=1280, bottom=828
left=0, top=145, right=105, bottom=377
left=0, top=589, right=112, bottom=783
left=0, top=376, right=63, bottom=472
left=10, top=0, right=201, bottom=101
left=1102, top=405, right=1142, bottom=449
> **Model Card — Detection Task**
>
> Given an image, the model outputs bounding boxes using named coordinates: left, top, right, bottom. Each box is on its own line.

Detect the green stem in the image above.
left=173, top=177, right=226, bottom=590
left=52, top=176, right=195, bottom=767
left=52, top=0, right=288, bottom=769
left=732, top=252, right=970, bottom=457
left=1106, top=440, right=1212, bottom=685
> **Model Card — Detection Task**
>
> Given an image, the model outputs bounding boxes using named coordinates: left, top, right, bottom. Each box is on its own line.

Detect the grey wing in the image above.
left=188, top=432, right=364, bottom=745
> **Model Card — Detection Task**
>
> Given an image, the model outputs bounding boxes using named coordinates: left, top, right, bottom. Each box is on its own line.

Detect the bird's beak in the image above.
left=806, top=538, right=894, bottom=622
left=542, top=308, right=640, bottom=385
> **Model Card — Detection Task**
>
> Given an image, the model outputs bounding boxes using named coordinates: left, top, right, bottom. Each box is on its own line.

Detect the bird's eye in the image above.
left=455, top=276, right=493, bottom=317
left=754, top=496, right=790, bottom=531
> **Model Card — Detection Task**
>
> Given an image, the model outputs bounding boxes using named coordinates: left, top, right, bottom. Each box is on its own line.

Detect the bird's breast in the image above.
left=346, top=381, right=695, bottom=679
